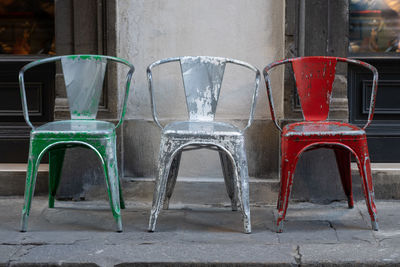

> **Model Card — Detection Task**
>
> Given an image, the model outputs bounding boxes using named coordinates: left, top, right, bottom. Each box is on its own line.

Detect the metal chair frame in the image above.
left=264, top=56, right=379, bottom=232
left=147, top=56, right=260, bottom=233
left=19, top=54, right=134, bottom=232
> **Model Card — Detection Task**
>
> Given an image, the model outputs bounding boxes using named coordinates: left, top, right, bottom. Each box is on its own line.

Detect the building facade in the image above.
left=1, top=0, right=399, bottom=204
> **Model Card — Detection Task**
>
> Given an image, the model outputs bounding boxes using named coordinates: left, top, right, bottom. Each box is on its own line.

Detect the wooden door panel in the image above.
left=0, top=58, right=54, bottom=162
left=349, top=58, right=400, bottom=162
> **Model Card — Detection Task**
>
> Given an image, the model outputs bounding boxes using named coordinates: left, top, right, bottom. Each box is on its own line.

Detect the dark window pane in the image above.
left=0, top=0, right=54, bottom=55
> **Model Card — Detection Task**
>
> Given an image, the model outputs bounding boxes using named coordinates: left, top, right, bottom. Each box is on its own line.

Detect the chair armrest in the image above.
left=147, top=57, right=181, bottom=130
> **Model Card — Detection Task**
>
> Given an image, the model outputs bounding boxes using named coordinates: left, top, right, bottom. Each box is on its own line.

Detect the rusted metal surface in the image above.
left=264, top=56, right=379, bottom=233
left=147, top=56, right=260, bottom=233
left=264, top=56, right=378, bottom=130
left=283, top=121, right=365, bottom=137
left=292, top=57, right=336, bottom=121
left=19, top=55, right=134, bottom=232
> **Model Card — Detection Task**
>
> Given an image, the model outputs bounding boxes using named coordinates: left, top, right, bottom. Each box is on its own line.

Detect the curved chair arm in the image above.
left=263, top=57, right=379, bottom=131
left=226, top=59, right=261, bottom=132
left=19, top=56, right=61, bottom=130
left=19, top=55, right=134, bottom=130
left=147, top=57, right=181, bottom=130
left=108, top=57, right=135, bottom=129
left=263, top=59, right=292, bottom=132
left=337, top=57, right=378, bottom=130
left=147, top=57, right=260, bottom=131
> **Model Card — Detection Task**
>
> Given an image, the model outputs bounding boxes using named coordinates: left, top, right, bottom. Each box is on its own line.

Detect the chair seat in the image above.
left=283, top=121, right=365, bottom=137
left=163, top=121, right=242, bottom=138
left=32, top=120, right=115, bottom=139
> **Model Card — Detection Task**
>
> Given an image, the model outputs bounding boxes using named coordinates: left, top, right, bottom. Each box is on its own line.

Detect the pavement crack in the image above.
left=372, top=229, right=381, bottom=246
left=138, top=242, right=154, bottom=245
left=357, top=207, right=380, bottom=245
left=327, top=220, right=339, bottom=242
left=18, top=238, right=90, bottom=246
left=357, top=205, right=372, bottom=228
left=378, top=237, right=392, bottom=242
left=11, top=245, right=36, bottom=263
left=19, top=242, right=49, bottom=246
left=7, top=245, right=22, bottom=267
left=293, top=245, right=302, bottom=265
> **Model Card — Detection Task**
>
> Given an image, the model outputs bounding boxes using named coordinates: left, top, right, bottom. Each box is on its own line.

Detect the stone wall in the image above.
left=116, top=0, right=285, bottom=179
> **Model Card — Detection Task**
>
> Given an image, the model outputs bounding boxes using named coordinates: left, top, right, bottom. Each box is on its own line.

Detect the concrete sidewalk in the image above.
left=1, top=197, right=400, bottom=266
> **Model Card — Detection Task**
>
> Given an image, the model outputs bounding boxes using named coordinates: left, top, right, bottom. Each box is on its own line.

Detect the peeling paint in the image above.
left=18, top=55, right=134, bottom=232
left=147, top=56, right=260, bottom=234
left=283, top=122, right=365, bottom=137
left=263, top=56, right=379, bottom=233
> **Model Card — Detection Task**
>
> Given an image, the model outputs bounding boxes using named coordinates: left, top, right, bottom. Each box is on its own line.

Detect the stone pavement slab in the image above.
left=0, top=197, right=400, bottom=266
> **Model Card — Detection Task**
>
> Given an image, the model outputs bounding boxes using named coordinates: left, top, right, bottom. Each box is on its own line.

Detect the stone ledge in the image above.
left=86, top=177, right=280, bottom=207
left=352, top=163, right=400, bottom=200
left=2, top=162, right=400, bottom=205
left=0, top=164, right=48, bottom=196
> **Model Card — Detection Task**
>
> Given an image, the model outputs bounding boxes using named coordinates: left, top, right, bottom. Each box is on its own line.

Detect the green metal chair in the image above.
left=18, top=55, right=134, bottom=232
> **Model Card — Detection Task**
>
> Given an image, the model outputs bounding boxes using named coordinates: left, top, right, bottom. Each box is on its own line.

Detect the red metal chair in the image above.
left=263, top=56, right=379, bottom=233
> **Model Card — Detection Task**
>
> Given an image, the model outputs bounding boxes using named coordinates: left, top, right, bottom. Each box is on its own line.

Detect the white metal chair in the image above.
left=147, top=56, right=260, bottom=233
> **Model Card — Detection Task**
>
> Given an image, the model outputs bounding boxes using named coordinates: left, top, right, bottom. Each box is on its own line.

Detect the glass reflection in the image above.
left=349, top=0, right=400, bottom=53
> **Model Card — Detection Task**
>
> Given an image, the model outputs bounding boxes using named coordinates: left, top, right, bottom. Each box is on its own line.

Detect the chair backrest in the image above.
left=148, top=56, right=260, bottom=131
left=263, top=56, right=378, bottom=131
left=291, top=57, right=337, bottom=121
left=19, top=55, right=134, bottom=130
left=61, top=56, right=107, bottom=119
left=180, top=57, right=226, bottom=121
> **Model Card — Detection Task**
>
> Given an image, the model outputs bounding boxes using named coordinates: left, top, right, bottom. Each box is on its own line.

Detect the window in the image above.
left=349, top=0, right=400, bottom=53
left=0, top=0, right=54, bottom=55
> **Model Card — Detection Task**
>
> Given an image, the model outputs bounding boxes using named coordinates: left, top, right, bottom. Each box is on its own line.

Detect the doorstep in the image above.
left=351, top=163, right=400, bottom=199
left=1, top=163, right=400, bottom=204
left=0, top=163, right=49, bottom=196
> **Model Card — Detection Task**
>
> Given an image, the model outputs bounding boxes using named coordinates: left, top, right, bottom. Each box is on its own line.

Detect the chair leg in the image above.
left=48, top=148, right=66, bottom=208
left=353, top=144, right=379, bottom=231
left=333, top=148, right=354, bottom=208
left=163, top=151, right=182, bottom=210
left=277, top=141, right=300, bottom=233
left=21, top=146, right=40, bottom=232
left=98, top=138, right=123, bottom=232
left=149, top=137, right=181, bottom=232
left=226, top=140, right=251, bottom=234
left=219, top=150, right=237, bottom=211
